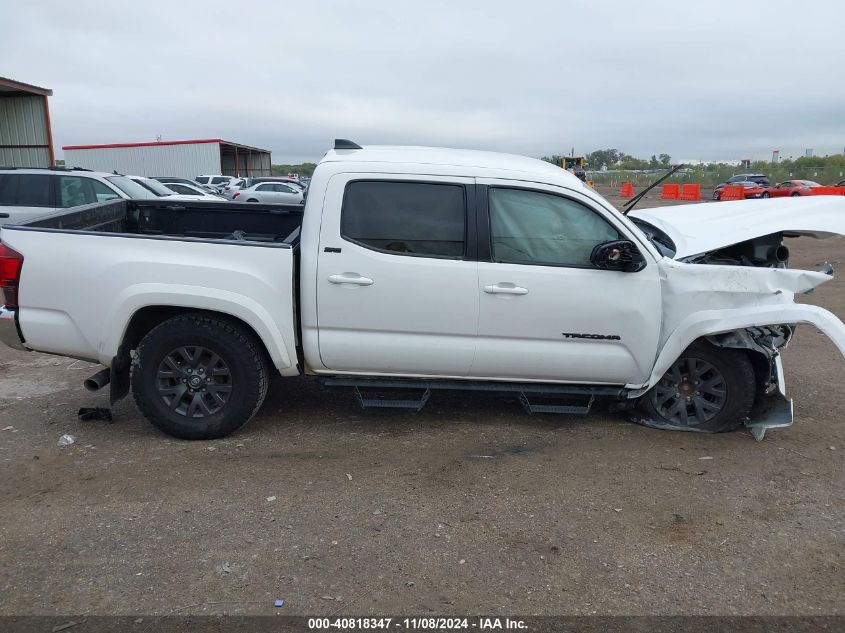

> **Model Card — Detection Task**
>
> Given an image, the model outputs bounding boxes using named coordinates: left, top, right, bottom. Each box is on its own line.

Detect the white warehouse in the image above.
left=61, top=138, right=272, bottom=178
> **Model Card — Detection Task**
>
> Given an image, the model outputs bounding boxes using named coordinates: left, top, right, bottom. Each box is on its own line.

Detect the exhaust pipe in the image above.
left=84, top=368, right=111, bottom=392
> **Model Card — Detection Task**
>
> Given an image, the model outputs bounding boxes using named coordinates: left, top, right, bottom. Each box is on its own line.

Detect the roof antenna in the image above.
left=335, top=139, right=362, bottom=150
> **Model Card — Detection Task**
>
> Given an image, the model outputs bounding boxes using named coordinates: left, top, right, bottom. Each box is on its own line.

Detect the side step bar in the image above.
left=320, top=377, right=624, bottom=414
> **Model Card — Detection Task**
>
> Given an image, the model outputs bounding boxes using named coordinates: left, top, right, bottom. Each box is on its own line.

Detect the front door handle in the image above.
left=328, top=273, right=374, bottom=286
left=484, top=283, right=529, bottom=295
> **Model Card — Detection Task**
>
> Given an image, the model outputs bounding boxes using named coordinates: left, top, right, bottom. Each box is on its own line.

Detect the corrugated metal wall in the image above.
left=63, top=142, right=222, bottom=178
left=220, top=149, right=272, bottom=176
left=0, top=95, right=51, bottom=167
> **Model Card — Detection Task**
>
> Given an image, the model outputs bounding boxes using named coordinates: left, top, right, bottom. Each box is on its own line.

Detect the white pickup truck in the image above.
left=1, top=141, right=844, bottom=440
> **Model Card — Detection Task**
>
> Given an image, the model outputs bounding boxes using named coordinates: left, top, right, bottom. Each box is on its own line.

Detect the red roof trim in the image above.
left=62, top=138, right=224, bottom=150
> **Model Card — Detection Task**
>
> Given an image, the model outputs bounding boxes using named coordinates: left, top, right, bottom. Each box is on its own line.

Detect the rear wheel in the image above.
left=638, top=341, right=754, bottom=433
left=131, top=315, right=269, bottom=439
left=791, top=192, right=801, bottom=197
left=761, top=191, right=770, bottom=198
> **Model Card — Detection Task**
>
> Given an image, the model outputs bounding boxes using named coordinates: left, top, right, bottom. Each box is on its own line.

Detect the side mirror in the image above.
left=590, top=240, right=646, bottom=273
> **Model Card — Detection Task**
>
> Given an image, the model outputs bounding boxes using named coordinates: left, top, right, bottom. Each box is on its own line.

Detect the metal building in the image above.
left=0, top=77, right=54, bottom=167
left=62, top=139, right=272, bottom=178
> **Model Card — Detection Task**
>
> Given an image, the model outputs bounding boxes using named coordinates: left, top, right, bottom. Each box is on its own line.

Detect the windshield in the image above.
left=133, top=178, right=176, bottom=196
left=105, top=176, right=159, bottom=199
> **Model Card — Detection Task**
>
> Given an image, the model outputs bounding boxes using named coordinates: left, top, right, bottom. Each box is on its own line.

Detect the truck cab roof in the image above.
left=321, top=145, right=585, bottom=189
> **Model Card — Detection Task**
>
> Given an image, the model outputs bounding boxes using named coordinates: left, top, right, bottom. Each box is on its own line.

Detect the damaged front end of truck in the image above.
left=628, top=196, right=845, bottom=439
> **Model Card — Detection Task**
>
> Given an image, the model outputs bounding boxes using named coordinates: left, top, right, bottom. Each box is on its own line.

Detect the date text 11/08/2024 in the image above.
left=307, top=617, right=528, bottom=630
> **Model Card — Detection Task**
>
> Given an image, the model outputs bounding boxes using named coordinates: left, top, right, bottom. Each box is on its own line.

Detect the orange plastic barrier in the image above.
left=809, top=186, right=845, bottom=196
left=679, top=183, right=701, bottom=201
left=660, top=183, right=680, bottom=199
left=619, top=182, right=634, bottom=197
left=720, top=185, right=745, bottom=201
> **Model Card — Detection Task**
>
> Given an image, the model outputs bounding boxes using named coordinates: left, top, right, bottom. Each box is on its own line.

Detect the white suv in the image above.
left=0, top=167, right=199, bottom=227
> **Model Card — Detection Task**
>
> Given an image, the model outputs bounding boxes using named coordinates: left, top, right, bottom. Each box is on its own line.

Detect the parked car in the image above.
left=161, top=182, right=226, bottom=199
left=233, top=181, right=305, bottom=204
left=764, top=180, right=822, bottom=198
left=220, top=178, right=249, bottom=199
left=195, top=175, right=234, bottom=187
left=245, top=177, right=306, bottom=189
left=726, top=173, right=770, bottom=186
left=152, top=177, right=217, bottom=194
left=2, top=141, right=845, bottom=443
left=128, top=176, right=225, bottom=202
left=837, top=180, right=845, bottom=187
left=0, top=167, right=172, bottom=226
left=712, top=181, right=768, bottom=200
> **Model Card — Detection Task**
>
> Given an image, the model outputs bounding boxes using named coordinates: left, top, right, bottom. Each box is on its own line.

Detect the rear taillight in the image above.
left=0, top=243, right=24, bottom=308
left=233, top=192, right=240, bottom=199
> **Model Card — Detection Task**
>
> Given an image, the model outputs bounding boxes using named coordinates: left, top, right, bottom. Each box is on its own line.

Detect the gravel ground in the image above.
left=0, top=189, right=843, bottom=617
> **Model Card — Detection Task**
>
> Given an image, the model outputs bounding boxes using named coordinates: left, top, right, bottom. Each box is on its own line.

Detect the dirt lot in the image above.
left=1, top=189, right=843, bottom=617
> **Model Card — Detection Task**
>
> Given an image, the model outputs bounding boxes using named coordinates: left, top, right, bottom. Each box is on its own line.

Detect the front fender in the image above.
left=100, top=284, right=298, bottom=374
left=631, top=303, right=845, bottom=391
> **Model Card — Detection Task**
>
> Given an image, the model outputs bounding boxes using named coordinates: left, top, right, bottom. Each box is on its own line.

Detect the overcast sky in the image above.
left=3, top=1, right=844, bottom=163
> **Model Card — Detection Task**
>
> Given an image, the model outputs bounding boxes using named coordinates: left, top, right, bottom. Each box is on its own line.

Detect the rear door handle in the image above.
left=328, top=273, right=374, bottom=286
left=484, top=283, right=529, bottom=295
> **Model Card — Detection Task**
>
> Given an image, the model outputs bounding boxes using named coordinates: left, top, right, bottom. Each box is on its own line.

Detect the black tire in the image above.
left=791, top=192, right=801, bottom=197
left=638, top=341, right=755, bottom=433
left=712, top=191, right=721, bottom=200
left=131, top=314, right=269, bottom=439
left=761, top=191, right=770, bottom=198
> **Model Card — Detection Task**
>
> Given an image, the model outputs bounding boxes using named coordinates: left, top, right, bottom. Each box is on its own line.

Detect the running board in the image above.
left=354, top=386, right=431, bottom=411
left=320, top=377, right=624, bottom=415
left=519, top=392, right=594, bottom=415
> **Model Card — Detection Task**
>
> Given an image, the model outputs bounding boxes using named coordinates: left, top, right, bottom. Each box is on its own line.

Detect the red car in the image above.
left=764, top=180, right=821, bottom=198
left=712, top=181, right=768, bottom=200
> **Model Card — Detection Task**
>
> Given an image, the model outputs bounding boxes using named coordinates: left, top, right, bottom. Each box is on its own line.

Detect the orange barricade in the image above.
left=809, top=186, right=845, bottom=196
left=679, top=183, right=701, bottom=201
left=720, top=185, right=745, bottom=201
left=619, top=182, right=634, bottom=197
left=660, top=183, right=680, bottom=199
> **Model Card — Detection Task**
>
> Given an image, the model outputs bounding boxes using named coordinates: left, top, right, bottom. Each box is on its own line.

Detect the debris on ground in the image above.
left=57, top=434, right=76, bottom=446
left=77, top=407, right=113, bottom=422
left=221, top=562, right=232, bottom=573
left=274, top=599, right=285, bottom=607
left=266, top=496, right=276, bottom=502
left=2, top=425, right=14, bottom=431
left=346, top=473, right=352, bottom=481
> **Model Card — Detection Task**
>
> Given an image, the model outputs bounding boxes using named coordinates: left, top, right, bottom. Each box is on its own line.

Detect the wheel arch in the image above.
left=107, top=304, right=294, bottom=404
left=632, top=304, right=845, bottom=394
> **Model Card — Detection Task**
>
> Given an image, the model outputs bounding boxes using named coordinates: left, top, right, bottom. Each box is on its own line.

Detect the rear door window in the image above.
left=0, top=174, right=16, bottom=205
left=341, top=181, right=466, bottom=258
left=211, top=177, right=228, bottom=184
left=16, top=174, right=54, bottom=207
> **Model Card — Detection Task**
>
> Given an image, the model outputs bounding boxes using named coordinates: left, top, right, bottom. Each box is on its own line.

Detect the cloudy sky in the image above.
left=3, top=1, right=844, bottom=163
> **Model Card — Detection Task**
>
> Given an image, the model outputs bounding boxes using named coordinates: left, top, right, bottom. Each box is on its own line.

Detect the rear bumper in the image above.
left=0, top=307, right=27, bottom=352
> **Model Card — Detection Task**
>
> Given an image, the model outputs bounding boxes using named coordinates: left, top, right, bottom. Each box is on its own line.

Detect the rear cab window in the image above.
left=341, top=181, right=466, bottom=258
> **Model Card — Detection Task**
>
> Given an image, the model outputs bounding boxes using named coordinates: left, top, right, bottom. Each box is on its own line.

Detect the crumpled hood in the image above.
left=629, top=196, right=845, bottom=259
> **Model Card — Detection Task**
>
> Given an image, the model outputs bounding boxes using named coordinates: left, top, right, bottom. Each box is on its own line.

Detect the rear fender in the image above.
left=100, top=284, right=298, bottom=374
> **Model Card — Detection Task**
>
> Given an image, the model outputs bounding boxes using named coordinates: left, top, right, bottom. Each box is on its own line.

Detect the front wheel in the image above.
left=637, top=341, right=755, bottom=433
left=131, top=314, right=269, bottom=439
left=761, top=191, right=770, bottom=198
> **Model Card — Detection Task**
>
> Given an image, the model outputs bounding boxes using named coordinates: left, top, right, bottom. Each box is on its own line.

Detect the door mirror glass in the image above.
left=590, top=240, right=646, bottom=272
